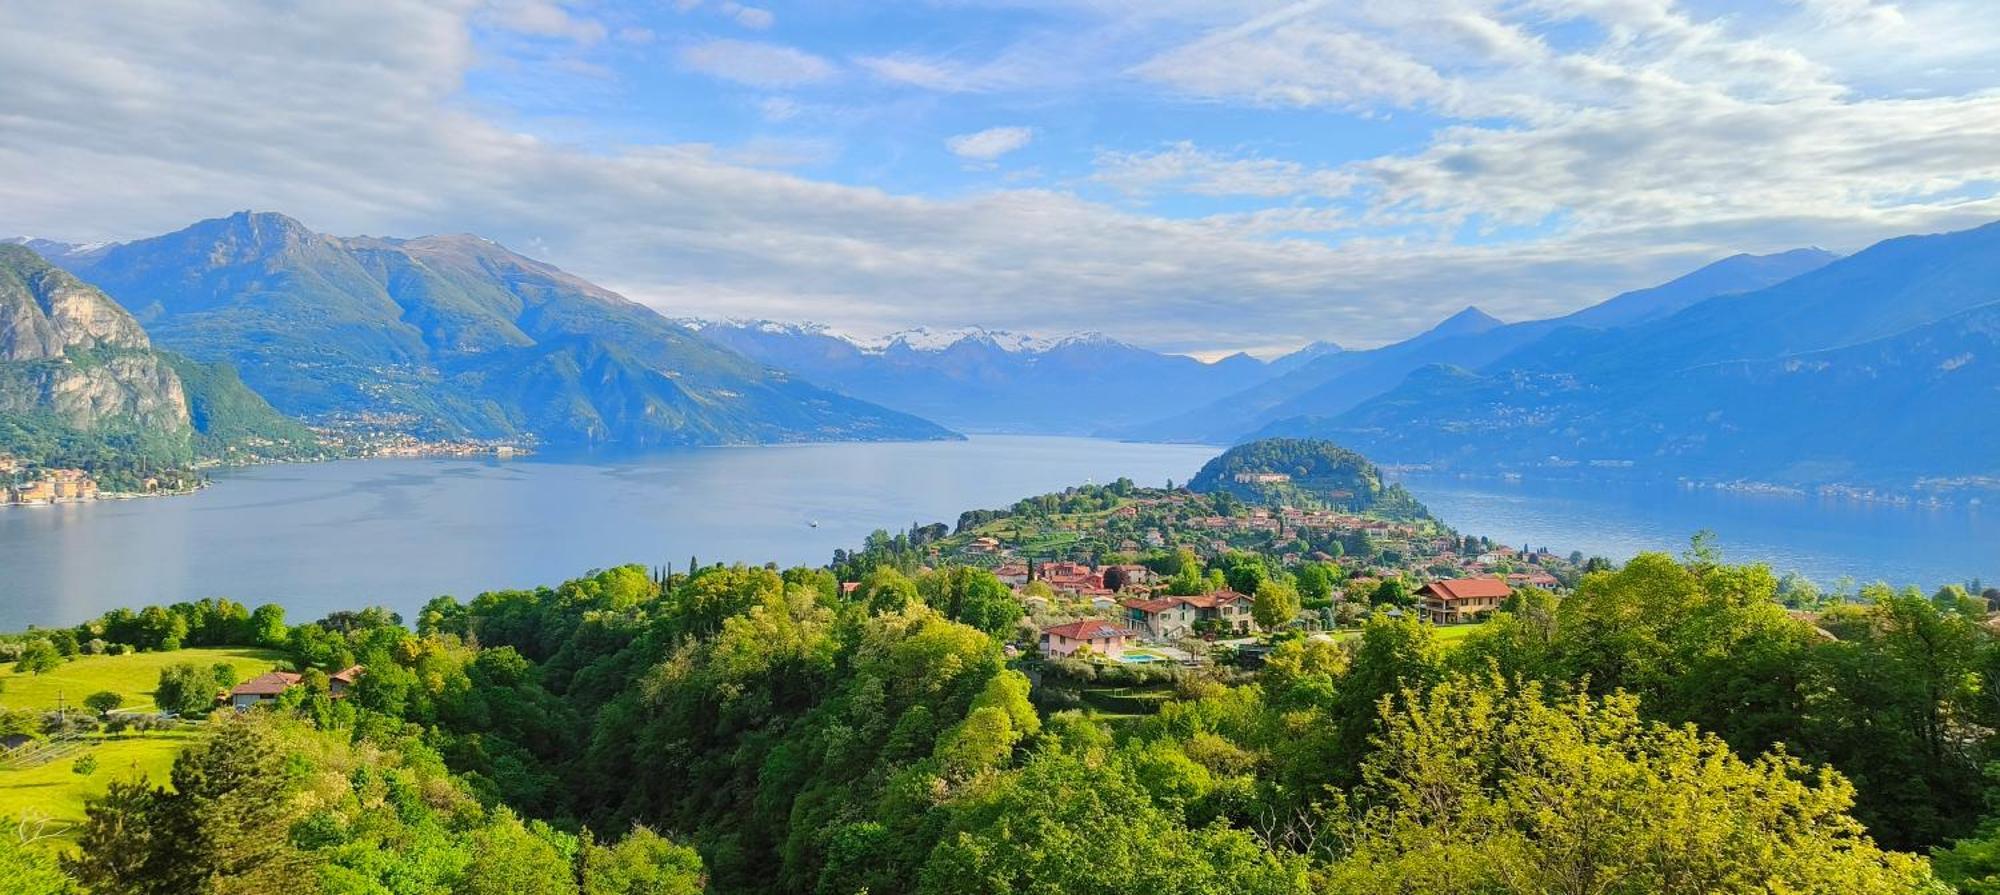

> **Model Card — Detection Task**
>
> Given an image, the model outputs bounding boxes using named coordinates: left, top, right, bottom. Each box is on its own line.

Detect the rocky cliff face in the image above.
left=0, top=244, right=190, bottom=433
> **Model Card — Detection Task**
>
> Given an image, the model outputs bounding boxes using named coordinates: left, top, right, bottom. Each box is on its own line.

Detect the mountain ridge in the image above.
left=1254, top=222, right=2000, bottom=486
left=48, top=212, right=956, bottom=448
left=692, top=318, right=1275, bottom=434
left=1110, top=246, right=1841, bottom=445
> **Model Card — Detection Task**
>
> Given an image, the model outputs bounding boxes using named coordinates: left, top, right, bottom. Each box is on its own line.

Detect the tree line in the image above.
left=11, top=550, right=2000, bottom=892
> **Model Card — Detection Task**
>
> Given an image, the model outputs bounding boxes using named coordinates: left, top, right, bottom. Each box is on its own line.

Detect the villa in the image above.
left=1123, top=590, right=1254, bottom=639
left=228, top=670, right=303, bottom=710
left=1041, top=619, right=1135, bottom=660
left=228, top=664, right=366, bottom=709
left=1418, top=577, right=1513, bottom=624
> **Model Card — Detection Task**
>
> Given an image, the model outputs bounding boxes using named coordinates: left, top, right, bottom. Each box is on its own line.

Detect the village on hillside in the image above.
left=844, top=466, right=1584, bottom=668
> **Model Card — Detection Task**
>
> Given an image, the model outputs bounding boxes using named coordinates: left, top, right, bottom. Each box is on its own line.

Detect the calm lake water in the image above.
left=0, top=437, right=1218, bottom=629
left=1396, top=473, right=1999, bottom=592
left=0, top=437, right=1993, bottom=629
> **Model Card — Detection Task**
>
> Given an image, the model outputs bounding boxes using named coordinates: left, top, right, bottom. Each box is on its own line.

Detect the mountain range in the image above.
left=12, top=208, right=1998, bottom=490
left=22, top=213, right=952, bottom=448
left=694, top=229, right=2000, bottom=488
left=1263, top=223, right=2000, bottom=485
left=689, top=321, right=1303, bottom=433
left=1111, top=248, right=1840, bottom=445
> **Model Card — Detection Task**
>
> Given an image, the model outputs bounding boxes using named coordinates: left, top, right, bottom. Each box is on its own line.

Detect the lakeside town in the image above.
left=0, top=456, right=101, bottom=505
left=0, top=418, right=528, bottom=508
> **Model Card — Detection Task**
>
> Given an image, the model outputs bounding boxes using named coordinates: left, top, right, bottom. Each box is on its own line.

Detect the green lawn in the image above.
left=1319, top=620, right=1489, bottom=646
left=1079, top=685, right=1172, bottom=719
left=0, top=647, right=286, bottom=714
left=1432, top=622, right=1488, bottom=645
left=0, top=732, right=197, bottom=832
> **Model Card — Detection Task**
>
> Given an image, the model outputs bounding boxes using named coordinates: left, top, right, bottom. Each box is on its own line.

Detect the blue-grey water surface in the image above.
left=0, top=437, right=1993, bottom=629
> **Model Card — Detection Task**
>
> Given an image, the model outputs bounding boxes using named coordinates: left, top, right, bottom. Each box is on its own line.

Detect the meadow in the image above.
left=0, top=646, right=285, bottom=713
left=0, top=732, right=197, bottom=831
left=0, top=647, right=284, bottom=839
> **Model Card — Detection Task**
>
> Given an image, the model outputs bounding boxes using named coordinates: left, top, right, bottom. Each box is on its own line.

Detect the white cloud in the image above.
left=725, top=4, right=775, bottom=30
left=857, top=55, right=973, bottom=91
left=677, top=39, right=834, bottom=87
left=481, top=0, right=606, bottom=44
left=946, top=126, right=1036, bottom=162
left=758, top=96, right=801, bottom=122
left=674, top=1, right=775, bottom=31
left=1093, top=141, right=1356, bottom=199
left=1116, top=1, right=2000, bottom=243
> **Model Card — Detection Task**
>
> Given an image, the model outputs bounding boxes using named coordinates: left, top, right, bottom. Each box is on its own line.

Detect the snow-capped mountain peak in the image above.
left=868, top=326, right=1043, bottom=353
left=689, top=319, right=1135, bottom=356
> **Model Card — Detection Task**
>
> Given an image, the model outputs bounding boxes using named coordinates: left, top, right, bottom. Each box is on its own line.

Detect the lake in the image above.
left=1396, top=473, right=1998, bottom=592
left=1, top=437, right=1994, bottom=630
left=0, top=437, right=1218, bottom=629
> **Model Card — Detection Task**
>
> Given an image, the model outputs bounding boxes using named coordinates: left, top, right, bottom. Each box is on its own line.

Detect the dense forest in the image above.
left=1187, top=438, right=1430, bottom=520
left=6, top=544, right=2000, bottom=893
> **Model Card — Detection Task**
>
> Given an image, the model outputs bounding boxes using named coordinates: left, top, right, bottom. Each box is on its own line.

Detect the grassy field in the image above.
left=0, top=647, right=286, bottom=713
left=0, top=731, right=198, bottom=831
left=1432, top=622, right=1488, bottom=645
left=1319, top=620, right=1490, bottom=646
left=1078, top=685, right=1173, bottom=719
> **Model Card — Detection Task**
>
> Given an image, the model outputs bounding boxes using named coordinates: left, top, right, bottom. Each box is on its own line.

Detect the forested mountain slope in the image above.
left=50, top=213, right=954, bottom=447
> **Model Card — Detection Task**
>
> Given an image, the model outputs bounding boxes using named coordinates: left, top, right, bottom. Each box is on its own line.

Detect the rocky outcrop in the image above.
left=0, top=244, right=191, bottom=434
left=0, top=351, right=190, bottom=431
left=1, top=245, right=151, bottom=360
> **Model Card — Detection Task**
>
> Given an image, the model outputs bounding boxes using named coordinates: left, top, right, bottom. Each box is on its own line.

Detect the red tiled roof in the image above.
left=1123, top=596, right=1179, bottom=613
left=1043, top=620, right=1133, bottom=641
left=231, top=670, right=302, bottom=697
left=330, top=665, right=365, bottom=684
left=1122, top=590, right=1245, bottom=614
left=1421, top=578, right=1512, bottom=602
left=1177, top=589, right=1246, bottom=609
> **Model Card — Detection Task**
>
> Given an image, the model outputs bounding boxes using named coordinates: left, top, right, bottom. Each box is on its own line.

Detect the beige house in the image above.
left=229, top=671, right=302, bottom=710
left=1041, top=620, right=1134, bottom=660
left=1122, top=590, right=1254, bottom=639
left=1418, top=578, right=1512, bottom=624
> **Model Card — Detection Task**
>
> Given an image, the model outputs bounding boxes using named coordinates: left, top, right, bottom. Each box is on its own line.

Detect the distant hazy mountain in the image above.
left=50, top=213, right=953, bottom=447
left=1554, top=248, right=1837, bottom=330
left=1111, top=305, right=1516, bottom=444
left=1265, top=340, right=1345, bottom=375
left=1118, top=248, right=1837, bottom=445
left=0, top=243, right=313, bottom=470
left=1256, top=222, right=2000, bottom=486
left=690, top=321, right=1273, bottom=434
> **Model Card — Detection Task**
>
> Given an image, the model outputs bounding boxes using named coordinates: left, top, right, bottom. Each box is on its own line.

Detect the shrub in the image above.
left=13, top=640, right=61, bottom=675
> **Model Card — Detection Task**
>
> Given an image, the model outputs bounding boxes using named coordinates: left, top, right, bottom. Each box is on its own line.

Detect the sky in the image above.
left=2, top=1, right=1999, bottom=355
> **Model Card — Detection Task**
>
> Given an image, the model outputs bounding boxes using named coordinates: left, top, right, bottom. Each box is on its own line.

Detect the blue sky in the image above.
left=4, top=0, right=2000, bottom=355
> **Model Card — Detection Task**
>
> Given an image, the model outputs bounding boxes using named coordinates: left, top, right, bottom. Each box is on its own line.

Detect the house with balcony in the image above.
left=1418, top=577, right=1512, bottom=624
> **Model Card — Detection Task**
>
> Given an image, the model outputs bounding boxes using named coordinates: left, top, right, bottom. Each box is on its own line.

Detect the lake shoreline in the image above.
left=2, top=437, right=1991, bottom=630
